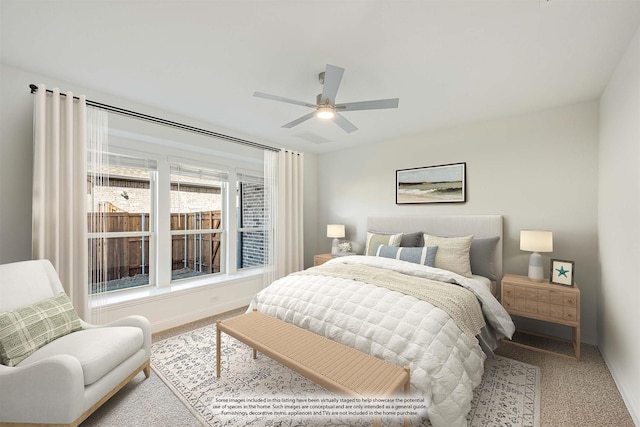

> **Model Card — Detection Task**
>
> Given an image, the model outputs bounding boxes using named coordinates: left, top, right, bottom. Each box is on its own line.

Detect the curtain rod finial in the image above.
left=29, top=84, right=38, bottom=94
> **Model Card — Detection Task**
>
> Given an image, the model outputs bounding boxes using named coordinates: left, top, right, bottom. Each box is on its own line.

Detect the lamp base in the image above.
left=528, top=252, right=544, bottom=282
left=331, top=238, right=339, bottom=255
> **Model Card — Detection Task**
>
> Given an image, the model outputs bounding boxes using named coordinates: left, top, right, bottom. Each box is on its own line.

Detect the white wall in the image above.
left=317, top=101, right=600, bottom=345
left=598, top=26, right=640, bottom=425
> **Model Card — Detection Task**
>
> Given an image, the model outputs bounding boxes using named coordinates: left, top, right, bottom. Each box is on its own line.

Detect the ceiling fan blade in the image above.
left=334, top=113, right=358, bottom=133
left=282, top=111, right=317, bottom=128
left=320, top=64, right=345, bottom=105
left=253, top=92, right=316, bottom=108
left=336, top=98, right=400, bottom=111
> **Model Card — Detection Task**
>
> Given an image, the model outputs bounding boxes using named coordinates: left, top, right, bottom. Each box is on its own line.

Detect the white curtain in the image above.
left=263, top=149, right=304, bottom=287
left=86, top=107, right=110, bottom=324
left=32, top=85, right=89, bottom=319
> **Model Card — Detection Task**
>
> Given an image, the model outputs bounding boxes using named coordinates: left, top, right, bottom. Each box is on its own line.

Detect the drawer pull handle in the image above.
left=567, top=314, right=573, bottom=318
left=567, top=299, right=573, bottom=303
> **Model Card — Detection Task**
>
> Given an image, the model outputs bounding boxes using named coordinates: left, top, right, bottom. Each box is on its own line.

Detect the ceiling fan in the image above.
left=253, top=64, right=399, bottom=133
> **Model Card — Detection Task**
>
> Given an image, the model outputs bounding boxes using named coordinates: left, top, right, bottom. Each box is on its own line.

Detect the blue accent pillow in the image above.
left=375, top=244, right=438, bottom=267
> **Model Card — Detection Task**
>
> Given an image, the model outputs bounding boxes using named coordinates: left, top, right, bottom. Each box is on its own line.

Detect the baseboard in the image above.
left=601, top=348, right=640, bottom=425
left=150, top=296, right=253, bottom=333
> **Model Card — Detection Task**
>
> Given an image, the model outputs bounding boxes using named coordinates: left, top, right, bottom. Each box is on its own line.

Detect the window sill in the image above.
left=90, top=268, right=264, bottom=309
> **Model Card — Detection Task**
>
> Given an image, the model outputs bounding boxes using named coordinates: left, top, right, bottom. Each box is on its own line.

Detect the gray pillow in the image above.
left=470, top=236, right=500, bottom=281
left=370, top=230, right=423, bottom=247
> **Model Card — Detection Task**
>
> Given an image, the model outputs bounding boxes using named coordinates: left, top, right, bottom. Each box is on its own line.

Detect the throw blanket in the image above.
left=294, top=263, right=485, bottom=341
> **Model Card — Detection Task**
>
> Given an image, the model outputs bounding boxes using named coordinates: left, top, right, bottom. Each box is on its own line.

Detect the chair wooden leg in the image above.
left=143, top=361, right=151, bottom=378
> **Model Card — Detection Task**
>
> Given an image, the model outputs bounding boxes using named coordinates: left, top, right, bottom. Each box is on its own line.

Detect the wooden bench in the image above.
left=216, top=310, right=411, bottom=427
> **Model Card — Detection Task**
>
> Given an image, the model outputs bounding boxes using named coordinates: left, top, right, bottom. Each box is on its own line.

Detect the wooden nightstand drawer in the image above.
left=503, top=295, right=514, bottom=310
left=314, top=253, right=334, bottom=266
left=549, top=290, right=564, bottom=305
left=503, top=284, right=514, bottom=297
left=537, top=302, right=549, bottom=316
left=564, top=307, right=577, bottom=321
left=537, top=289, right=549, bottom=303
left=564, top=294, right=577, bottom=306
left=549, top=304, right=564, bottom=319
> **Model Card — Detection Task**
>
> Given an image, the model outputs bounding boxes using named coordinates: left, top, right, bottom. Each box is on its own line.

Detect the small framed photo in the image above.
left=550, top=259, right=575, bottom=286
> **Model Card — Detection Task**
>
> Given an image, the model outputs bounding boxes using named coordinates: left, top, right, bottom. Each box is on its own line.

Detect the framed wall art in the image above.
left=396, top=162, right=466, bottom=204
left=550, top=258, right=575, bottom=286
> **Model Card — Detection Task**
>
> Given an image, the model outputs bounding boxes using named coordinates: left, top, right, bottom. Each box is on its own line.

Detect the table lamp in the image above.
left=327, top=224, right=345, bottom=255
left=520, top=230, right=553, bottom=282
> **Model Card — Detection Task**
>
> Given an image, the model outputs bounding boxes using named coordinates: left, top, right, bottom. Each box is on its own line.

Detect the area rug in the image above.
left=151, top=323, right=540, bottom=427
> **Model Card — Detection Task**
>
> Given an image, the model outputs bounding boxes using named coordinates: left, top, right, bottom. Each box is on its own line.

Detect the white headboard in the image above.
left=367, top=215, right=504, bottom=283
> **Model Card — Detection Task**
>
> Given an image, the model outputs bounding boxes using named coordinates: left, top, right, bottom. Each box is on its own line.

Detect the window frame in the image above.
left=169, top=162, right=228, bottom=281
left=87, top=137, right=265, bottom=301
left=236, top=170, right=266, bottom=270
left=87, top=150, right=158, bottom=294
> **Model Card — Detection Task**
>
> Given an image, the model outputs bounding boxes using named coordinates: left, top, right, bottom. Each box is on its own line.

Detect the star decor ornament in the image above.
left=555, top=266, right=569, bottom=278
left=550, top=259, right=575, bottom=286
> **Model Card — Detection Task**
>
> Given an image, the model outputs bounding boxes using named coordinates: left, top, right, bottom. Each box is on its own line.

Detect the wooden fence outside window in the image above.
left=88, top=210, right=221, bottom=286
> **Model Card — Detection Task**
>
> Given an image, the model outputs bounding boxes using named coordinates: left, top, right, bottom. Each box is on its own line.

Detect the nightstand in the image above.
left=313, top=253, right=334, bottom=266
left=501, top=274, right=581, bottom=361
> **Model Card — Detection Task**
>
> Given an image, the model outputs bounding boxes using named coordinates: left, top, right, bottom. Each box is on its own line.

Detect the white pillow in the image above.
left=364, top=232, right=403, bottom=256
left=423, top=234, right=474, bottom=277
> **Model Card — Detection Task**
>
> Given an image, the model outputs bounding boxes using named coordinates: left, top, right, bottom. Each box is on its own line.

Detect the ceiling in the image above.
left=2, top=1, right=639, bottom=154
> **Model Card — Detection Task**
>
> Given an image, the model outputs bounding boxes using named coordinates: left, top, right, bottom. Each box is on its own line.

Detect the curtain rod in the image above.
left=29, top=84, right=280, bottom=153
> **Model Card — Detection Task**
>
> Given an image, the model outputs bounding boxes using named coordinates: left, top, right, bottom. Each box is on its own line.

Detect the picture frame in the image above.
left=550, top=259, right=575, bottom=286
left=396, top=162, right=466, bottom=204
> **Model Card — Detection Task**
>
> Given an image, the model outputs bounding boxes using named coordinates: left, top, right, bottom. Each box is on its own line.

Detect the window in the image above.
left=237, top=172, right=265, bottom=269
left=86, top=126, right=265, bottom=297
left=87, top=154, right=157, bottom=294
left=170, top=163, right=228, bottom=282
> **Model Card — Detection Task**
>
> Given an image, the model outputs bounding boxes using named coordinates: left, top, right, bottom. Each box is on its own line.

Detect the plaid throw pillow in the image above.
left=0, top=293, right=82, bottom=366
left=364, top=232, right=403, bottom=256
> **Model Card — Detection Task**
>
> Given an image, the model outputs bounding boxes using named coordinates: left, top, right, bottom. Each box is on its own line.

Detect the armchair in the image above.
left=0, top=260, right=151, bottom=426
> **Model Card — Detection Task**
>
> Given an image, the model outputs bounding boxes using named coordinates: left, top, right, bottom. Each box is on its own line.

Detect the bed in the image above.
left=248, top=215, right=515, bottom=427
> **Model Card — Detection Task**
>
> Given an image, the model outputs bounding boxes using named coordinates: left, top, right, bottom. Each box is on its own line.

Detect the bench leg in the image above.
left=216, top=320, right=221, bottom=377
left=403, top=366, right=411, bottom=427
left=253, top=348, right=257, bottom=359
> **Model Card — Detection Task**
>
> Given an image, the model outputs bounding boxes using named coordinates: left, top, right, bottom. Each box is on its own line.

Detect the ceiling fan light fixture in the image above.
left=316, top=105, right=335, bottom=120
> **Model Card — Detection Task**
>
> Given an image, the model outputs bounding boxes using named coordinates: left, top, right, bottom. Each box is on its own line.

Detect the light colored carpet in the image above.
left=495, top=340, right=635, bottom=427
left=82, top=309, right=634, bottom=427
left=149, top=320, right=540, bottom=427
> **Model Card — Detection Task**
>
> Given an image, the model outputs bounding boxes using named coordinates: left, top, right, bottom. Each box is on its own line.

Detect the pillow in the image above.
left=0, top=293, right=82, bottom=367
left=470, top=236, right=500, bottom=281
left=423, top=234, right=474, bottom=277
left=370, top=231, right=423, bottom=247
left=364, top=232, right=403, bottom=256
left=375, top=244, right=438, bottom=267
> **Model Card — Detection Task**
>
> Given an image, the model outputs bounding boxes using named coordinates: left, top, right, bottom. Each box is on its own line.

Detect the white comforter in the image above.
left=249, top=255, right=515, bottom=427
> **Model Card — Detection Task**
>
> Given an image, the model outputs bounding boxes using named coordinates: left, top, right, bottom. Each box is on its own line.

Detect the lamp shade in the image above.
left=520, top=230, right=553, bottom=253
left=327, top=224, right=345, bottom=239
